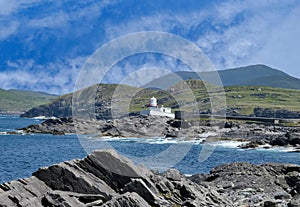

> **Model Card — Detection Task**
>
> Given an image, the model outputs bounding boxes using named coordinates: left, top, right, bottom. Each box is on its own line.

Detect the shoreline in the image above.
left=15, top=115, right=300, bottom=150
left=4, top=129, right=300, bottom=153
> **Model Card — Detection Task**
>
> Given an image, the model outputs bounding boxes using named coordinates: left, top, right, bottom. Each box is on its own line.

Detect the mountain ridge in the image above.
left=144, top=64, right=300, bottom=90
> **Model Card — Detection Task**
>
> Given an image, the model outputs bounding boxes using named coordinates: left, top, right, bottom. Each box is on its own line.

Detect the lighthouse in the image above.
left=150, top=97, right=157, bottom=107
left=140, top=96, right=175, bottom=118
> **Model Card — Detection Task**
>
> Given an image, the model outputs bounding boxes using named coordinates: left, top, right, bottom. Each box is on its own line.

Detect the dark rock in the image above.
left=17, top=113, right=300, bottom=151
left=254, top=107, right=300, bottom=119
left=1, top=150, right=300, bottom=206
left=189, top=174, right=209, bottom=184
left=270, top=137, right=289, bottom=146
left=224, top=121, right=233, bottom=128
left=123, top=179, right=158, bottom=205
left=163, top=169, right=184, bottom=181
left=291, top=138, right=300, bottom=146
left=21, top=97, right=72, bottom=118
left=289, top=194, right=300, bottom=207
left=0, top=149, right=235, bottom=207
left=274, top=191, right=291, bottom=200
left=102, top=192, right=151, bottom=207
left=239, top=141, right=260, bottom=149
left=263, top=200, right=276, bottom=207
left=196, top=162, right=300, bottom=206
left=168, top=120, right=191, bottom=129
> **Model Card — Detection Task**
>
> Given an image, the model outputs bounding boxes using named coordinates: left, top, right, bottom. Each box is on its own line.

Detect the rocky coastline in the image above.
left=19, top=115, right=300, bottom=150
left=1, top=149, right=300, bottom=207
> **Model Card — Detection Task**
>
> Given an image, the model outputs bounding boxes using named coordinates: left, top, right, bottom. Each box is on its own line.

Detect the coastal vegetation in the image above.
left=21, top=80, right=300, bottom=119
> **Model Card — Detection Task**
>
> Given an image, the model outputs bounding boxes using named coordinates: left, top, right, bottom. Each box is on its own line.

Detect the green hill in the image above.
left=21, top=80, right=300, bottom=118
left=0, top=89, right=57, bottom=113
left=133, top=80, right=300, bottom=116
left=144, top=64, right=300, bottom=90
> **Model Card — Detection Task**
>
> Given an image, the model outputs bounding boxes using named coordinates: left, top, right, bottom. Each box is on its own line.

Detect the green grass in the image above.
left=20, top=80, right=300, bottom=117
left=128, top=80, right=300, bottom=115
left=0, top=89, right=57, bottom=112
left=224, top=86, right=300, bottom=115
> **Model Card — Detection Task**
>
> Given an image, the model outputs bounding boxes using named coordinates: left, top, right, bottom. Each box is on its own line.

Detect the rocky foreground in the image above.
left=0, top=150, right=300, bottom=207
left=20, top=115, right=300, bottom=148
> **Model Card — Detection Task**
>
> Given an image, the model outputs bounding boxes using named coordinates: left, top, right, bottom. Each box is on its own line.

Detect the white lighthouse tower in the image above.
left=150, top=97, right=157, bottom=107
left=140, top=96, right=175, bottom=118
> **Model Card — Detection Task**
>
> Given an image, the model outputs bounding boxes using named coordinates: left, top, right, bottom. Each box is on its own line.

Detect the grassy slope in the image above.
left=129, top=80, right=300, bottom=115
left=224, top=86, right=300, bottom=115
left=0, top=89, right=57, bottom=112
left=20, top=80, right=300, bottom=117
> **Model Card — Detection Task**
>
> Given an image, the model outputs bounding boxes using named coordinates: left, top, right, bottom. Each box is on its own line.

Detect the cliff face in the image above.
left=20, top=84, right=117, bottom=119
left=1, top=150, right=300, bottom=207
left=20, top=97, right=72, bottom=118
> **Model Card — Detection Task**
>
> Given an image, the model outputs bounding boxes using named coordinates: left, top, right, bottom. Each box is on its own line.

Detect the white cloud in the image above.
left=0, top=20, right=19, bottom=40
left=103, top=0, right=300, bottom=78
left=0, top=0, right=120, bottom=39
left=195, top=0, right=300, bottom=75
left=28, top=12, right=70, bottom=29
left=0, top=0, right=122, bottom=94
left=0, top=0, right=48, bottom=16
left=1, top=0, right=300, bottom=95
left=246, top=4, right=300, bottom=77
left=0, top=57, right=85, bottom=94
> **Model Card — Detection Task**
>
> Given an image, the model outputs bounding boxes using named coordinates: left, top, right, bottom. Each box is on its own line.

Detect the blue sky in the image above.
left=0, top=0, right=300, bottom=94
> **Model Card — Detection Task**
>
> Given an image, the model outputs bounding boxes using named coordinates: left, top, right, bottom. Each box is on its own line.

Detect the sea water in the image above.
left=0, top=115, right=299, bottom=184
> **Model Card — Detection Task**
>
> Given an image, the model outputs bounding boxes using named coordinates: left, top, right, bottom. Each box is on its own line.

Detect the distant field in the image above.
left=0, top=89, right=57, bottom=112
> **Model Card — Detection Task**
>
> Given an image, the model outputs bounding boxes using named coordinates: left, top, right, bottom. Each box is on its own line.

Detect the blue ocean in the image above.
left=0, top=115, right=299, bottom=184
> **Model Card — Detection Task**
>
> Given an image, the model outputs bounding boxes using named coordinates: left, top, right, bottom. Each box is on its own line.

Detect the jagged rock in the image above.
left=101, top=192, right=151, bottom=207
left=0, top=149, right=235, bottom=207
left=163, top=169, right=184, bottom=181
left=19, top=117, right=75, bottom=135
left=289, top=194, right=300, bottom=207
left=270, top=137, right=290, bottom=146
left=168, top=120, right=190, bottom=129
left=190, top=162, right=300, bottom=206
left=239, top=141, right=260, bottom=149
left=123, top=178, right=159, bottom=205
left=17, top=114, right=300, bottom=151
left=33, top=161, right=115, bottom=198
left=1, top=150, right=300, bottom=206
left=263, top=200, right=276, bottom=207
left=41, top=191, right=94, bottom=207
left=0, top=177, right=51, bottom=207
left=17, top=113, right=300, bottom=152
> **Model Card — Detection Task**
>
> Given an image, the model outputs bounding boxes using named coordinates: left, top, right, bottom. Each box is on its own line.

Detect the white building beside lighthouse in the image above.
left=140, top=97, right=175, bottom=118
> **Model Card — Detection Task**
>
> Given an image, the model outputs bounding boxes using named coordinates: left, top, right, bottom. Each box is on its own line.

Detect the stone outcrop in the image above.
left=254, top=107, right=300, bottom=119
left=19, top=115, right=300, bottom=148
left=0, top=150, right=233, bottom=207
left=190, top=162, right=300, bottom=207
left=20, top=97, right=72, bottom=118
left=1, top=150, right=300, bottom=206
